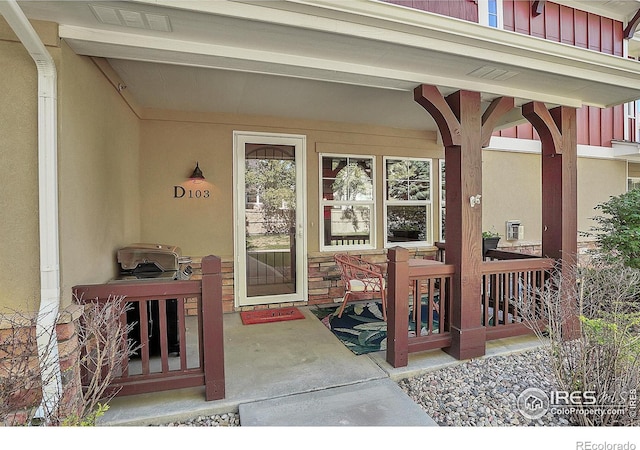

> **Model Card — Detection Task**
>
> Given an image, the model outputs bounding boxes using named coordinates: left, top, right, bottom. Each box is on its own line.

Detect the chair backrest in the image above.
left=334, top=253, right=384, bottom=286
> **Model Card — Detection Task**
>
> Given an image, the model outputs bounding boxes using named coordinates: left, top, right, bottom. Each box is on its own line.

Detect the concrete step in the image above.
left=238, top=378, right=438, bottom=426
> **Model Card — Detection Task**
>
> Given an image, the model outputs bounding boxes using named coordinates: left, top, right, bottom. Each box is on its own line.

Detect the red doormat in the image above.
left=240, top=307, right=305, bottom=325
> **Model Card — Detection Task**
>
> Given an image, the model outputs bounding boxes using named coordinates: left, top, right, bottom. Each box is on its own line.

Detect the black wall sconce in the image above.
left=189, top=161, right=205, bottom=183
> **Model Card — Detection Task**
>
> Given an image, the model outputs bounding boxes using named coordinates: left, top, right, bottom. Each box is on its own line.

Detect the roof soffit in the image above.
left=17, top=0, right=640, bottom=108
left=76, top=0, right=640, bottom=107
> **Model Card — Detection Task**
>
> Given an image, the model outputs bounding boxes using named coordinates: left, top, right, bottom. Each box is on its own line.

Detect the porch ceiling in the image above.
left=13, top=0, right=640, bottom=132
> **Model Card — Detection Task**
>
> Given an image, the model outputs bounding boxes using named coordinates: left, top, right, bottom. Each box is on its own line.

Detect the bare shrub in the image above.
left=60, top=294, right=139, bottom=426
left=523, top=257, right=640, bottom=426
left=0, top=295, right=138, bottom=426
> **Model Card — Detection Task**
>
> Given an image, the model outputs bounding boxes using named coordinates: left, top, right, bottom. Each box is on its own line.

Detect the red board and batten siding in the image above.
left=499, top=1, right=625, bottom=147
left=383, top=0, right=478, bottom=22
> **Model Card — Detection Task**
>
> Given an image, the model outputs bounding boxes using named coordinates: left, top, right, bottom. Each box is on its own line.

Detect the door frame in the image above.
left=233, top=131, right=308, bottom=307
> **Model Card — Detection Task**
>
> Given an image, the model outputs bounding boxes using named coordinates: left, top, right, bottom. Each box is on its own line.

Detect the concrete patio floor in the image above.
left=98, top=306, right=544, bottom=426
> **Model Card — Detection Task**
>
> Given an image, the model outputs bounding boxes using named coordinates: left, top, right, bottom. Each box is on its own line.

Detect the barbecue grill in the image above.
left=112, top=243, right=192, bottom=282
left=110, top=243, right=192, bottom=357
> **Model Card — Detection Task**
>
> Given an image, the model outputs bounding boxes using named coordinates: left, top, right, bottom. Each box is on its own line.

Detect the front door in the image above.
left=233, top=131, right=307, bottom=307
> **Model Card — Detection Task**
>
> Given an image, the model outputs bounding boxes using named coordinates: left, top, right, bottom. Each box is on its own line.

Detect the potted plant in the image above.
left=482, top=229, right=501, bottom=256
left=391, top=223, right=421, bottom=240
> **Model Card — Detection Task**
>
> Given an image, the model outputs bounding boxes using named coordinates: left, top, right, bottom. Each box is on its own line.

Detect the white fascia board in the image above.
left=487, top=136, right=619, bottom=160
left=612, top=140, right=640, bottom=159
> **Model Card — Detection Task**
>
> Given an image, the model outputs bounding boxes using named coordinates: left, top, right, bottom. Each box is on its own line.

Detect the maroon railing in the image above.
left=386, top=248, right=453, bottom=368
left=386, top=247, right=553, bottom=367
left=72, top=255, right=224, bottom=401
left=481, top=256, right=554, bottom=340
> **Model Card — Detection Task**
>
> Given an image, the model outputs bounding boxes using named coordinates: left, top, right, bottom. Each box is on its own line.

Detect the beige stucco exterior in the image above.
left=0, top=22, right=43, bottom=313
left=138, top=110, right=441, bottom=259
left=0, top=16, right=634, bottom=315
left=0, top=18, right=140, bottom=312
left=577, top=157, right=627, bottom=235
left=481, top=149, right=542, bottom=245
left=57, top=41, right=141, bottom=307
left=482, top=149, right=627, bottom=246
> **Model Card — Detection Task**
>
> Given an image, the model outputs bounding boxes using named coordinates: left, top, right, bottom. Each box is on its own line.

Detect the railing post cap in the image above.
left=388, top=246, right=410, bottom=262
left=201, top=255, right=221, bottom=274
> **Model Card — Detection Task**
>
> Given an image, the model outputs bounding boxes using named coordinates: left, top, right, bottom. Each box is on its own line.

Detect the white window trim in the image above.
left=319, top=153, right=376, bottom=251
left=623, top=100, right=640, bottom=143
left=628, top=176, right=640, bottom=191
left=478, top=0, right=504, bottom=29
left=383, top=156, right=434, bottom=248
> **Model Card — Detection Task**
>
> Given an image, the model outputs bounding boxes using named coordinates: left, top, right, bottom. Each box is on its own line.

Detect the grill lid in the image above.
left=117, top=243, right=183, bottom=272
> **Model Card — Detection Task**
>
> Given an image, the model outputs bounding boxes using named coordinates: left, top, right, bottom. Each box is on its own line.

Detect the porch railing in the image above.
left=481, top=255, right=554, bottom=340
left=386, top=248, right=454, bottom=368
left=72, top=255, right=225, bottom=401
left=386, top=247, right=553, bottom=367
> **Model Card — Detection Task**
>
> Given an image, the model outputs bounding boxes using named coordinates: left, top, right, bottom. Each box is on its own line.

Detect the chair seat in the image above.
left=348, top=278, right=386, bottom=292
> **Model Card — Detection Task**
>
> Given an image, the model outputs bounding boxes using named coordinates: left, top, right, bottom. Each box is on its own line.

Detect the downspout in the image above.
left=0, top=1, right=62, bottom=419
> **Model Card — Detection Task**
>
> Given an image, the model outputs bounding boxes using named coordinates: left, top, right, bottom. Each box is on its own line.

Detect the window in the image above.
left=320, top=154, right=375, bottom=250
left=384, top=157, right=433, bottom=247
left=628, top=177, right=640, bottom=192
left=624, top=100, right=640, bottom=143
left=478, top=0, right=503, bottom=29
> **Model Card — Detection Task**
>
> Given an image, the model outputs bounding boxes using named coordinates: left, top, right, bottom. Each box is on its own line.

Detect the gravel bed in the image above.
left=398, top=347, right=571, bottom=426
left=156, top=412, right=240, bottom=427
left=157, top=347, right=569, bottom=427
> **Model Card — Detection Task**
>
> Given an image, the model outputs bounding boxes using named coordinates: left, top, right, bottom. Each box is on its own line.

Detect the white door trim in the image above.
left=233, top=131, right=307, bottom=307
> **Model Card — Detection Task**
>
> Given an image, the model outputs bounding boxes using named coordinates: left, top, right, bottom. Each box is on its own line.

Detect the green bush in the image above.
left=591, top=188, right=640, bottom=268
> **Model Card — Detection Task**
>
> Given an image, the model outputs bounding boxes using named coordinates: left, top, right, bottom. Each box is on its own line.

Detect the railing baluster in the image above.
left=120, top=307, right=130, bottom=378
left=483, top=274, right=489, bottom=327
left=178, top=297, right=187, bottom=370
left=140, top=300, right=150, bottom=375
left=427, top=278, right=434, bottom=335
left=415, top=279, right=423, bottom=336
left=158, top=299, right=169, bottom=373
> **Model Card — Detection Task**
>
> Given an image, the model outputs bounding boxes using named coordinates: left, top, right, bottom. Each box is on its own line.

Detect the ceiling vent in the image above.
left=90, top=5, right=172, bottom=32
left=467, top=66, right=519, bottom=81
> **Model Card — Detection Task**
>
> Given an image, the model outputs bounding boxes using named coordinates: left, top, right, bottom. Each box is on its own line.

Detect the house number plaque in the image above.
left=173, top=186, right=210, bottom=199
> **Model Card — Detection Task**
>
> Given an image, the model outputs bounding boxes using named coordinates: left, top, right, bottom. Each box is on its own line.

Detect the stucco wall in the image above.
left=0, top=25, right=44, bottom=313
left=481, top=149, right=627, bottom=245
left=57, top=42, right=141, bottom=306
left=481, top=149, right=542, bottom=244
left=139, top=109, right=631, bottom=262
left=138, top=110, right=440, bottom=259
left=577, top=156, right=626, bottom=235
left=0, top=18, right=140, bottom=312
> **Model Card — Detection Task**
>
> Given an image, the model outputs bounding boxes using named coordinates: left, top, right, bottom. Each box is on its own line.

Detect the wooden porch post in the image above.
left=414, top=85, right=508, bottom=360
left=522, top=102, right=579, bottom=338
left=201, top=255, right=225, bottom=400
left=386, top=246, right=410, bottom=368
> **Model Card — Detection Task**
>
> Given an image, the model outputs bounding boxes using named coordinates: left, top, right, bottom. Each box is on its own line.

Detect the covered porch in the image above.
left=97, top=304, right=540, bottom=426
left=4, top=0, right=640, bottom=426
